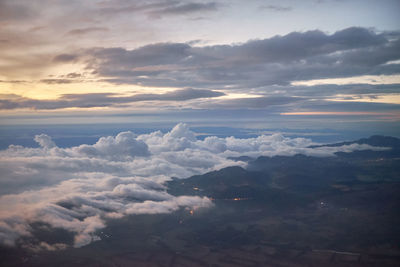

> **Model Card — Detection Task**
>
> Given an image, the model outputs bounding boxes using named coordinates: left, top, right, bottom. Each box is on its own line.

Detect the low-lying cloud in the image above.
left=0, top=88, right=224, bottom=110
left=0, top=124, right=389, bottom=250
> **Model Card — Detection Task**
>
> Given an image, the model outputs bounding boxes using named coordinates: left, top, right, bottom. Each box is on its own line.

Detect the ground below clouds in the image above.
left=0, top=123, right=390, bottom=251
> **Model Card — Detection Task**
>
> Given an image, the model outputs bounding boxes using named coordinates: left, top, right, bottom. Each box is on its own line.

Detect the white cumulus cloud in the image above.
left=0, top=123, right=389, bottom=249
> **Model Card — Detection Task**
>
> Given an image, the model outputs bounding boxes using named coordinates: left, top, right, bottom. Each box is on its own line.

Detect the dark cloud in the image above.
left=53, top=54, right=79, bottom=63
left=129, top=88, right=224, bottom=101
left=149, top=2, right=218, bottom=17
left=67, top=27, right=109, bottom=35
left=98, top=1, right=220, bottom=18
left=81, top=27, right=400, bottom=90
left=283, top=83, right=400, bottom=97
left=40, top=79, right=75, bottom=84
left=190, top=94, right=400, bottom=114
left=89, top=43, right=191, bottom=68
left=65, top=72, right=82, bottom=78
left=0, top=80, right=26, bottom=83
left=294, top=100, right=400, bottom=112
left=197, top=96, right=303, bottom=109
left=0, top=89, right=225, bottom=110
left=260, top=5, right=292, bottom=12
left=0, top=0, right=37, bottom=22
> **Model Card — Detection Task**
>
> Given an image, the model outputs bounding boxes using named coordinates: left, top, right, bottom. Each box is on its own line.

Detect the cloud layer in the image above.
left=0, top=124, right=389, bottom=250
left=1, top=26, right=399, bottom=114
left=82, top=27, right=400, bottom=89
left=0, top=88, right=224, bottom=110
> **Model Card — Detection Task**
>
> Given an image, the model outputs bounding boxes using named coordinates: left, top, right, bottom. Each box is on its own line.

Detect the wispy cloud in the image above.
left=98, top=1, right=220, bottom=18
left=67, top=27, right=109, bottom=35
left=260, top=5, right=292, bottom=12
left=149, top=2, right=219, bottom=17
left=0, top=89, right=225, bottom=110
left=52, top=54, right=79, bottom=63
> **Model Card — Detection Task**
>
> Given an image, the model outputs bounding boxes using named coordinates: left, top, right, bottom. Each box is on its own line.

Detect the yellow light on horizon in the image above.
left=0, top=80, right=180, bottom=100
left=292, top=74, right=400, bottom=86
left=326, top=94, right=400, bottom=105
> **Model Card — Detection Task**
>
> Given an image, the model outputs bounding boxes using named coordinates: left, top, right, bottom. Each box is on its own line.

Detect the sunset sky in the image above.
left=0, top=0, right=399, bottom=131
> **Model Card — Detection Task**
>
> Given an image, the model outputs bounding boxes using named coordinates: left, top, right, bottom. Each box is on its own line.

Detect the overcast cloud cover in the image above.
left=1, top=27, right=399, bottom=114
left=0, top=124, right=389, bottom=250
left=0, top=0, right=399, bottom=118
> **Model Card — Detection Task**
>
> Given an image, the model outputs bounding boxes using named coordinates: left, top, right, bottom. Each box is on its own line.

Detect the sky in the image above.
left=0, top=0, right=399, bottom=130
